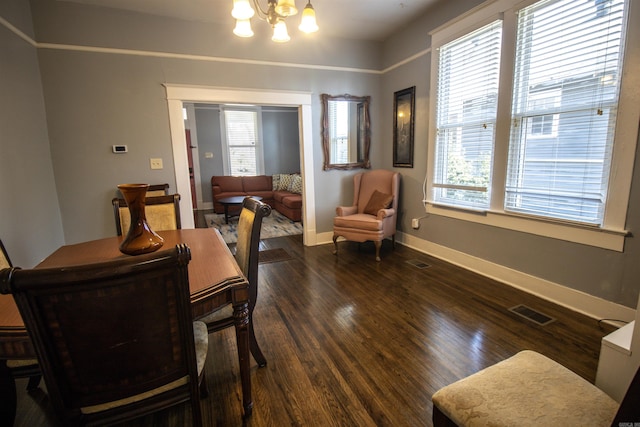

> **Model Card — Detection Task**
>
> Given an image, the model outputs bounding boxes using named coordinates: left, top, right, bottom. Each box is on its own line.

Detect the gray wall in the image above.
left=0, top=0, right=64, bottom=268
left=262, top=107, right=300, bottom=175
left=194, top=105, right=223, bottom=205
left=24, top=0, right=380, bottom=244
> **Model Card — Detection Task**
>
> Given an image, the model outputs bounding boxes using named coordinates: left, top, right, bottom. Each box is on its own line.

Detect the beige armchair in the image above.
left=333, top=169, right=400, bottom=261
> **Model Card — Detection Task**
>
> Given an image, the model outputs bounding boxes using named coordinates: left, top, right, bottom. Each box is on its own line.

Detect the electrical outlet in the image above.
left=412, top=218, right=420, bottom=229
left=150, top=158, right=163, bottom=170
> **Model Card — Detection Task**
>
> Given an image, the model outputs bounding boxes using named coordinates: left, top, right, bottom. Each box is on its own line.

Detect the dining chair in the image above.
left=201, top=197, right=272, bottom=367
left=333, top=169, right=400, bottom=261
left=0, top=238, right=42, bottom=393
left=112, top=193, right=182, bottom=236
left=146, top=183, right=170, bottom=196
left=0, top=244, right=208, bottom=426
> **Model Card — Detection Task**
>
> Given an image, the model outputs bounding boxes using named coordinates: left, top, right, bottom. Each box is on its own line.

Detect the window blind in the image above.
left=433, top=20, right=503, bottom=209
left=224, top=109, right=258, bottom=176
left=506, top=0, right=626, bottom=225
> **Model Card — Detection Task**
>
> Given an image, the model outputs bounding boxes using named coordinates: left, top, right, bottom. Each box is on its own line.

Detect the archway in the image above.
left=165, top=84, right=317, bottom=246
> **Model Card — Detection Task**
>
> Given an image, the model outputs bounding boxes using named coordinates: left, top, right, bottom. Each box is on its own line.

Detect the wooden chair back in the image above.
left=0, top=244, right=204, bottom=426
left=0, top=238, right=11, bottom=269
left=146, top=183, right=170, bottom=197
left=236, top=197, right=272, bottom=292
left=112, top=194, right=181, bottom=236
left=202, top=197, right=271, bottom=367
left=0, top=238, right=42, bottom=398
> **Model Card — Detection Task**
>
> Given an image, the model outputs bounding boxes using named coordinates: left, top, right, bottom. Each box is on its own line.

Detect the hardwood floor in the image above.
left=13, top=235, right=616, bottom=426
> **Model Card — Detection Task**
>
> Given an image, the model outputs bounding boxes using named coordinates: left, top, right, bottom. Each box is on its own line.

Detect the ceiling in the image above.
left=58, top=0, right=442, bottom=41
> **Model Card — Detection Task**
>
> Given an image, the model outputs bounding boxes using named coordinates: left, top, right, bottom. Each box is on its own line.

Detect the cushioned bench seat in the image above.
left=432, top=350, right=619, bottom=426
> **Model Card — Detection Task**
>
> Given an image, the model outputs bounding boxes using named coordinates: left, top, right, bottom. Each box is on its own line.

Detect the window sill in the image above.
left=426, top=203, right=628, bottom=252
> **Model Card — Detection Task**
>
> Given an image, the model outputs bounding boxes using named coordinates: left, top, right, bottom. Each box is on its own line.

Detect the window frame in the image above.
left=426, top=0, right=640, bottom=252
left=220, top=105, right=265, bottom=176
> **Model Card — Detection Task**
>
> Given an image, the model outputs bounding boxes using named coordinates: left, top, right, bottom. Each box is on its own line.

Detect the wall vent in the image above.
left=406, top=259, right=431, bottom=269
left=509, top=304, right=555, bottom=326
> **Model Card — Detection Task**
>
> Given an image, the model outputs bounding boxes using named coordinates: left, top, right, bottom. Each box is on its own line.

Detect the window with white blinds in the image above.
left=505, top=0, right=626, bottom=225
left=433, top=20, right=503, bottom=209
left=427, top=0, right=637, bottom=250
left=222, top=108, right=261, bottom=176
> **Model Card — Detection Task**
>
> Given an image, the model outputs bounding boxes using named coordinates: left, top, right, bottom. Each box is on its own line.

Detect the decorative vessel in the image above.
left=117, top=184, right=164, bottom=255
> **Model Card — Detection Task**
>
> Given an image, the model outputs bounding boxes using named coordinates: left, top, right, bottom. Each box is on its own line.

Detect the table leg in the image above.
left=233, top=302, right=252, bottom=418
left=0, top=360, right=17, bottom=427
left=224, top=205, right=230, bottom=224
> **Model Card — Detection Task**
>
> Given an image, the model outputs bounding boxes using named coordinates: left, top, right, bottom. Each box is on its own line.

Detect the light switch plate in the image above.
left=150, top=158, right=163, bottom=170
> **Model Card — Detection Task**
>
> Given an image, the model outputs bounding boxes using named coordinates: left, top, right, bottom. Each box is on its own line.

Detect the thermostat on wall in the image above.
left=112, top=145, right=128, bottom=153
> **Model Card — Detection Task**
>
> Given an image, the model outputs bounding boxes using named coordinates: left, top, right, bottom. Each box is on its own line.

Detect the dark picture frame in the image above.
left=393, top=86, right=416, bottom=168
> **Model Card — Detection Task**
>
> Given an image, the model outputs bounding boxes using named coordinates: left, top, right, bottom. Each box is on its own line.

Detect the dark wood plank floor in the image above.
left=13, top=234, right=615, bottom=426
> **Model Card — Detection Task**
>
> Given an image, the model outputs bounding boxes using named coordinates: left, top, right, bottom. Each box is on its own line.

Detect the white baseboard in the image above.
left=396, top=231, right=635, bottom=323
left=316, top=231, right=335, bottom=245
left=196, top=201, right=213, bottom=210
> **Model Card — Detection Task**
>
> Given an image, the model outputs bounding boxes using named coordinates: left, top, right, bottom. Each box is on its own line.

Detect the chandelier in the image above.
left=231, top=0, right=319, bottom=43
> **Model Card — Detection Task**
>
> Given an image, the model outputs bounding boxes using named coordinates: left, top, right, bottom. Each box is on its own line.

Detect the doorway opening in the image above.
left=164, top=85, right=317, bottom=246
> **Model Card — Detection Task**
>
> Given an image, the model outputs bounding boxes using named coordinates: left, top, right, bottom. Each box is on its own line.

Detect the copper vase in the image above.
left=117, top=184, right=164, bottom=255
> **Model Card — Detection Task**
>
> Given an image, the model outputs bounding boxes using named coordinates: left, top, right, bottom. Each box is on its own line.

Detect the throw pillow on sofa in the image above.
left=278, top=174, right=294, bottom=191
left=272, top=174, right=281, bottom=191
left=288, top=174, right=303, bottom=194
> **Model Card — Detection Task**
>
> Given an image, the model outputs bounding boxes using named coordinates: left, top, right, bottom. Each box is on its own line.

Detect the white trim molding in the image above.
left=164, top=84, right=317, bottom=246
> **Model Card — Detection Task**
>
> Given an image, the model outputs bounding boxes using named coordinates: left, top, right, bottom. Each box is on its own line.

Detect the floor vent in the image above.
left=509, top=304, right=555, bottom=326
left=406, top=259, right=431, bottom=269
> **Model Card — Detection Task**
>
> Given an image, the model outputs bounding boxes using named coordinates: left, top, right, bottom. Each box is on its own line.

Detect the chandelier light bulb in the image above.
left=233, top=19, right=254, bottom=37
left=231, top=0, right=255, bottom=20
left=272, top=20, right=290, bottom=42
left=275, top=0, right=298, bottom=17
left=298, top=2, right=318, bottom=33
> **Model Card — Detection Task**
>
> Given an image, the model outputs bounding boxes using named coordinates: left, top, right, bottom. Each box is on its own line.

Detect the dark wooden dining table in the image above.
left=0, top=228, right=253, bottom=424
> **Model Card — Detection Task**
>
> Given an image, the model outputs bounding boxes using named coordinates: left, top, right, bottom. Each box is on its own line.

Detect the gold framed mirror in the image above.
left=321, top=94, right=371, bottom=170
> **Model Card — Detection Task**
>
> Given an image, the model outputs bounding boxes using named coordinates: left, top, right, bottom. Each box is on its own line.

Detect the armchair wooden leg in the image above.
left=332, top=235, right=339, bottom=255
left=374, top=240, right=382, bottom=262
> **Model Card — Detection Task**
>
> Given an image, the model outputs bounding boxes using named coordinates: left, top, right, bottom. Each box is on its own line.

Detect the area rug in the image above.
left=205, top=210, right=303, bottom=244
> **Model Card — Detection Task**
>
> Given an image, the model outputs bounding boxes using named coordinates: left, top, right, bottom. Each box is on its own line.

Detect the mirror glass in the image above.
left=321, top=94, right=371, bottom=170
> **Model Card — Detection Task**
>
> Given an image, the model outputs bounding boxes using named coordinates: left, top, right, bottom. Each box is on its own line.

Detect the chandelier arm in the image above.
left=251, top=0, right=285, bottom=23
left=251, top=0, right=268, bottom=19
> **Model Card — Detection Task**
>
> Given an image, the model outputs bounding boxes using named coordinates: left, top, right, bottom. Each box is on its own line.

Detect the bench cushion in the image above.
left=432, top=350, right=618, bottom=427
